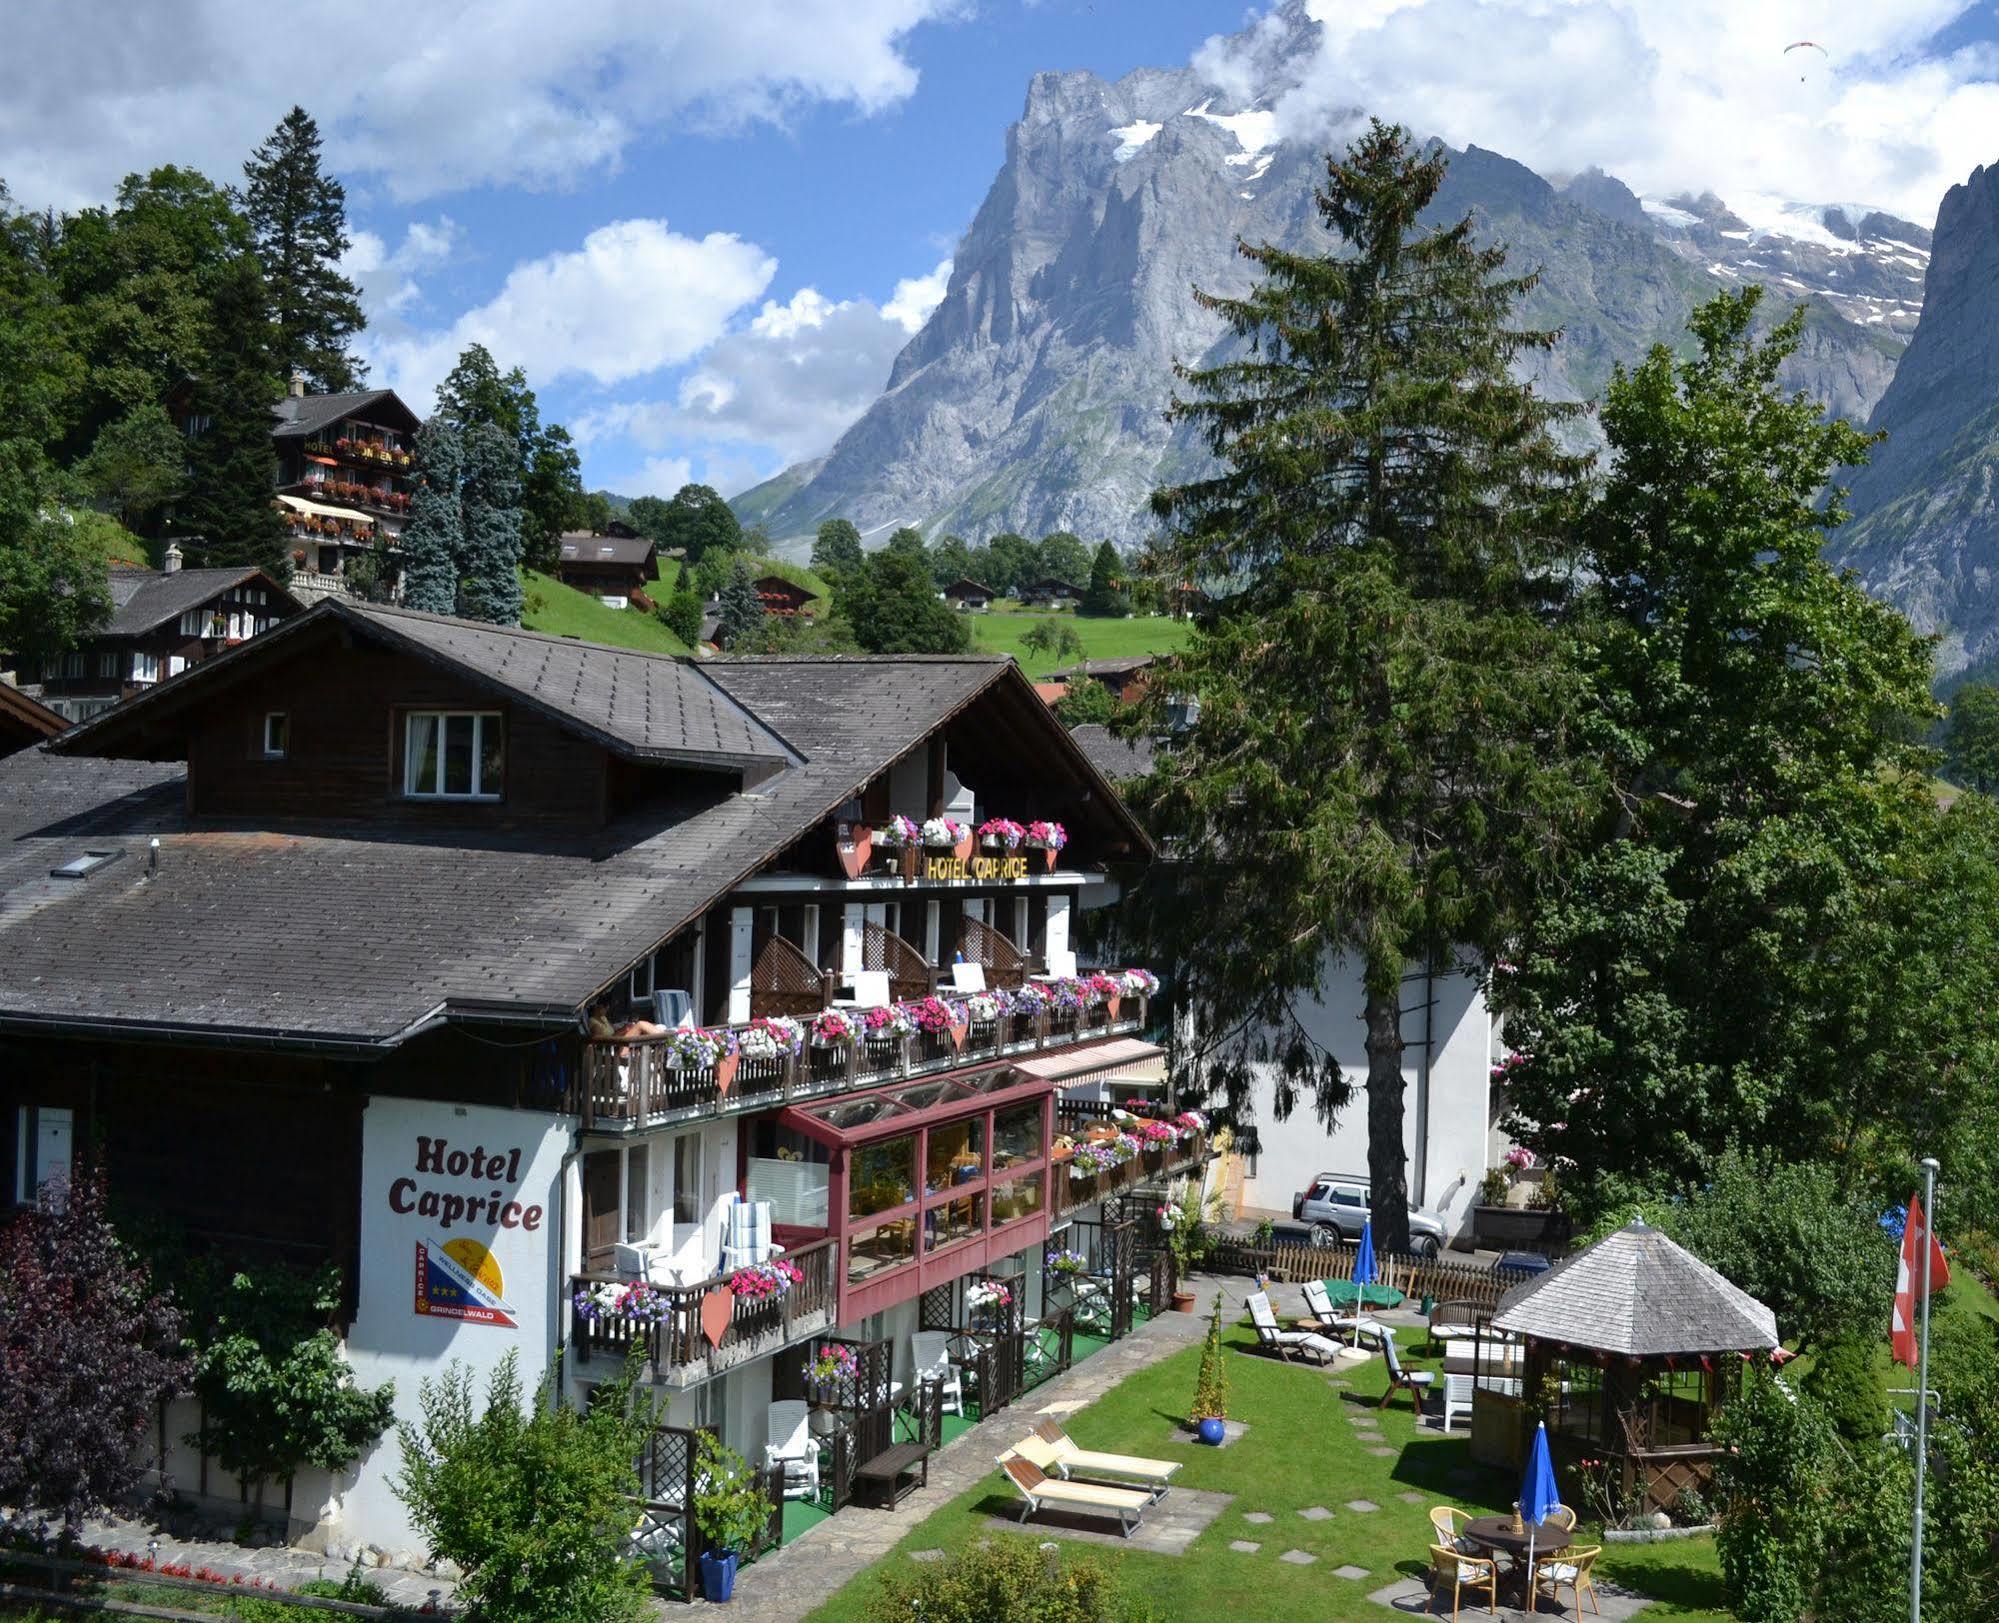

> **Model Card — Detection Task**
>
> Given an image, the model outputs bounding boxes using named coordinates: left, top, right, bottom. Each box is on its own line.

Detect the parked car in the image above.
left=1493, top=1249, right=1554, bottom=1278
left=1291, top=1173, right=1447, bottom=1257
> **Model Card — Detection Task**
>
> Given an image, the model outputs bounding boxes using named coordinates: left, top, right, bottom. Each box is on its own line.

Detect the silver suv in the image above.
left=1292, top=1173, right=1446, bottom=1258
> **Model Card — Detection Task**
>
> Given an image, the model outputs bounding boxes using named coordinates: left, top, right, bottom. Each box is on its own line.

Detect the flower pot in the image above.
left=1170, top=1290, right=1197, bottom=1313
left=699, top=1548, right=740, bottom=1603
left=1196, top=1416, right=1226, bottom=1445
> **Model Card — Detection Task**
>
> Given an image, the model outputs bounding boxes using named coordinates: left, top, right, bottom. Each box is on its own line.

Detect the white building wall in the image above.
left=1235, top=956, right=1494, bottom=1242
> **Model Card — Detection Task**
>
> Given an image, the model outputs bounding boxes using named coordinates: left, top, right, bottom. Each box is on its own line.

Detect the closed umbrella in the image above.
left=1520, top=1420, right=1562, bottom=1610
left=1351, top=1216, right=1376, bottom=1348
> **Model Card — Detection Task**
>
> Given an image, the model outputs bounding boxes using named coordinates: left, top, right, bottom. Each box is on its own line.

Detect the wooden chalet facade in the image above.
left=556, top=522, right=658, bottom=607
left=753, top=575, right=819, bottom=619
left=268, top=382, right=423, bottom=598
left=0, top=602, right=1193, bottom=1566
left=1050, top=655, right=1155, bottom=707
left=19, top=556, right=299, bottom=722
left=942, top=578, right=995, bottom=612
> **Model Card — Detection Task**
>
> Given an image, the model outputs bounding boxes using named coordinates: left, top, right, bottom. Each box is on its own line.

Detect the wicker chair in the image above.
left=1534, top=1543, right=1602, bottom=1619
left=1427, top=1542, right=1498, bottom=1619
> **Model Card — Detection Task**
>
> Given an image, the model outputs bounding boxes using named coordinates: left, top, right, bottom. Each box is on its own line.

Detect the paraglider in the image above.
left=1785, top=40, right=1829, bottom=81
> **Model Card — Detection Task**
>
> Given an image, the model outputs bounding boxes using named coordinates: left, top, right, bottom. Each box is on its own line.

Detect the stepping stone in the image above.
left=1344, top=1499, right=1380, bottom=1514
left=1297, top=1506, right=1333, bottom=1522
left=1332, top=1564, right=1371, bottom=1581
left=1229, top=1540, right=1261, bottom=1554
left=1325, top=1379, right=1350, bottom=1388
left=1366, top=1446, right=1396, bottom=1457
left=908, top=1550, right=945, bottom=1564
left=1398, top=1492, right=1428, bottom=1504
left=1278, top=1549, right=1319, bottom=1566
left=1242, top=1512, right=1274, bottom=1525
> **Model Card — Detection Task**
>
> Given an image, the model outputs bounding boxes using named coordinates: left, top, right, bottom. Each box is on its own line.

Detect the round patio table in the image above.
left=1462, top=1515, right=1572, bottom=1606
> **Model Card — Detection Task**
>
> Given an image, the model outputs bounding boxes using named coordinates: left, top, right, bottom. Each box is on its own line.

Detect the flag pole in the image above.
left=1910, top=1156, right=1938, bottom=1623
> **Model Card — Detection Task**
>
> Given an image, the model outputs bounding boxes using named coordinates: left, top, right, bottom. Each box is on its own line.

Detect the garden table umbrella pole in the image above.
left=1520, top=1419, right=1561, bottom=1605
left=1351, top=1216, right=1376, bottom=1348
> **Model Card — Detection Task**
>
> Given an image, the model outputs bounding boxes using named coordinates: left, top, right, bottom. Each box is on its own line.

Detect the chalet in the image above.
left=269, top=380, right=423, bottom=601
left=1016, top=578, right=1080, bottom=607
left=0, top=681, right=64, bottom=756
left=0, top=602, right=1191, bottom=1575
left=753, top=574, right=819, bottom=619
left=1168, top=582, right=1212, bottom=620
left=942, top=578, right=995, bottom=612
left=1049, top=654, right=1155, bottom=707
left=18, top=551, right=300, bottom=722
left=557, top=521, right=658, bottom=608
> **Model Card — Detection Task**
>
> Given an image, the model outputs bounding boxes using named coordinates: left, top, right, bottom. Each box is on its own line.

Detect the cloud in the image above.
left=340, top=218, right=460, bottom=318
left=0, top=0, right=962, bottom=208
left=1197, top=1, right=1999, bottom=227
left=366, top=219, right=777, bottom=411
left=574, top=266, right=948, bottom=486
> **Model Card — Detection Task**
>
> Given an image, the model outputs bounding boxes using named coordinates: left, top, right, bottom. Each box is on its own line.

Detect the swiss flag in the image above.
left=1891, top=1193, right=1950, bottom=1368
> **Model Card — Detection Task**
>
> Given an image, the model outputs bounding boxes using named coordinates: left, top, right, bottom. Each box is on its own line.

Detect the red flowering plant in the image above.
left=729, top=1259, right=804, bottom=1301
left=905, top=995, right=967, bottom=1035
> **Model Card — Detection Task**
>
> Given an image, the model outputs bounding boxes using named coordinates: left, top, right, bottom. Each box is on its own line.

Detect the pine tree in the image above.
left=400, top=416, right=464, bottom=615
left=458, top=421, right=523, bottom=626
left=1079, top=540, right=1127, bottom=617
left=716, top=558, right=767, bottom=647
left=1130, top=121, right=1595, bottom=1252
left=241, top=107, right=365, bottom=392
left=175, top=254, right=289, bottom=579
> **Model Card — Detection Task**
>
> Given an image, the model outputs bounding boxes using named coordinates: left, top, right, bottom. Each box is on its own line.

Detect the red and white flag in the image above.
left=1891, top=1193, right=1950, bottom=1368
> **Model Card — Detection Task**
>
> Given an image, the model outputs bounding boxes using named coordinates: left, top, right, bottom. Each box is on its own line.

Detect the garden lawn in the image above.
left=802, top=1324, right=1733, bottom=1622
left=971, top=612, right=1190, bottom=678
left=520, top=569, right=691, bottom=655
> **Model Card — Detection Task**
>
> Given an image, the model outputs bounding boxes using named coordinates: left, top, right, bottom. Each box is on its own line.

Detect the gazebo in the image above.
left=1485, top=1220, right=1779, bottom=1514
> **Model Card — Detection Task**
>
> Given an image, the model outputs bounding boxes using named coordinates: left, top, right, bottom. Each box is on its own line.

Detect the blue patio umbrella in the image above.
left=1520, top=1420, right=1562, bottom=1601
left=1351, top=1216, right=1376, bottom=1347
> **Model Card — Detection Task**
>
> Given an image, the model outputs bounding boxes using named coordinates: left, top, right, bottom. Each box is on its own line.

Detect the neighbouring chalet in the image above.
left=0, top=681, right=64, bottom=755
left=1049, top=655, right=1155, bottom=707
left=18, top=552, right=300, bottom=722
left=269, top=380, right=423, bottom=601
left=1016, top=577, right=1080, bottom=608
left=557, top=522, right=659, bottom=608
left=0, top=601, right=1194, bottom=1574
left=754, top=575, right=819, bottom=619
left=942, top=578, right=995, bottom=612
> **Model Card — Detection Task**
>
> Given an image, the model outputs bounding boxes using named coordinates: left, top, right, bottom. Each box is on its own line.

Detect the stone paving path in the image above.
left=703, top=1273, right=1257, bottom=1620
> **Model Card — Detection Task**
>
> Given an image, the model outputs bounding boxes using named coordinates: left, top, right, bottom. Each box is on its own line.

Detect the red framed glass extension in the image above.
left=779, top=1063, right=1056, bottom=1323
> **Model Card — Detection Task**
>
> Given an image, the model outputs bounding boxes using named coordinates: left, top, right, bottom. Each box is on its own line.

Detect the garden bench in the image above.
left=854, top=1439, right=931, bottom=1509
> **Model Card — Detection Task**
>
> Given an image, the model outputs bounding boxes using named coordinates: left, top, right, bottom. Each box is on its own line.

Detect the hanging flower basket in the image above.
left=978, top=818, right=1025, bottom=851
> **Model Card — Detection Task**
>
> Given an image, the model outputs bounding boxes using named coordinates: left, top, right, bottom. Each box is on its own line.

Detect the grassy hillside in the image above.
left=75, top=511, right=153, bottom=568
left=520, top=570, right=691, bottom=656
left=971, top=609, right=1192, bottom=677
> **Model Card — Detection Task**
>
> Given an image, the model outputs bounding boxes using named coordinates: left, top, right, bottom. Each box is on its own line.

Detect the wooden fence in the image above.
left=1203, top=1238, right=1534, bottom=1314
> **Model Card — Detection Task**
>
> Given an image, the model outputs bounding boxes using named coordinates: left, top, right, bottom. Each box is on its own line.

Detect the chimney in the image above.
left=289, top=369, right=308, bottom=398
left=163, top=543, right=183, bottom=576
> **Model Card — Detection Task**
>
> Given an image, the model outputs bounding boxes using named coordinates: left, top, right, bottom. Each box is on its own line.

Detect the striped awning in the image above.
left=278, top=492, right=375, bottom=528
left=1014, top=1037, right=1166, bottom=1087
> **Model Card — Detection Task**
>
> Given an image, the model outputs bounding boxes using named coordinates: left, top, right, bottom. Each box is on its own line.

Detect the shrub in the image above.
left=1190, top=1290, right=1229, bottom=1422
left=1804, top=1337, right=1887, bottom=1444
left=692, top=1431, right=771, bottom=1558
left=867, top=1533, right=1160, bottom=1622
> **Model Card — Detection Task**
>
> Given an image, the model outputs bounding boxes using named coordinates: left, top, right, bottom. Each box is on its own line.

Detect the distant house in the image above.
left=1016, top=578, right=1080, bottom=607
left=557, top=522, right=657, bottom=608
left=0, top=682, right=65, bottom=756
left=943, top=578, right=995, bottom=612
left=1066, top=723, right=1155, bottom=782
left=754, top=575, right=819, bottom=619
left=1031, top=681, right=1067, bottom=708
left=1049, top=654, right=1155, bottom=707
left=21, top=550, right=301, bottom=722
left=1168, top=582, right=1212, bottom=620
left=267, top=381, right=424, bottom=599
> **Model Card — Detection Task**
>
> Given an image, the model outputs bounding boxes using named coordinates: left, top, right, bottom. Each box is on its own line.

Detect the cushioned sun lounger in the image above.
left=1000, top=1457, right=1152, bottom=1537
left=1007, top=1425, right=1180, bottom=1499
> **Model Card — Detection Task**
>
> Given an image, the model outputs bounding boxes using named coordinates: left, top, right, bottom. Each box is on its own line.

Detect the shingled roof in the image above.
left=270, top=388, right=420, bottom=439
left=104, top=567, right=290, bottom=636
left=558, top=533, right=655, bottom=568
left=1491, top=1220, right=1779, bottom=1357
left=1068, top=724, right=1155, bottom=782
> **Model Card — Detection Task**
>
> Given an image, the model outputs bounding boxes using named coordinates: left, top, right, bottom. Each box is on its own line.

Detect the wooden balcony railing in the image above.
left=576, top=994, right=1149, bottom=1131
left=1054, top=1103, right=1205, bottom=1213
left=862, top=920, right=933, bottom=1001
left=957, top=915, right=1032, bottom=989
left=750, top=935, right=834, bottom=1020
left=572, top=1236, right=839, bottom=1386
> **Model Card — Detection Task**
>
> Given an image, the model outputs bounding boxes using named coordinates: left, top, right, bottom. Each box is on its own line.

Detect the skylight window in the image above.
left=50, top=848, right=124, bottom=880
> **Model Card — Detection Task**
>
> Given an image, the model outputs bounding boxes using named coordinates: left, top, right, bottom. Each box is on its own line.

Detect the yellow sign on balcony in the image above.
left=923, top=854, right=1029, bottom=882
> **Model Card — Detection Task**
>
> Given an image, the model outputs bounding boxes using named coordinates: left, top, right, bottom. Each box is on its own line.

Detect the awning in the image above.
left=307, top=454, right=338, bottom=466
left=278, top=492, right=375, bottom=528
left=1014, top=1037, right=1166, bottom=1088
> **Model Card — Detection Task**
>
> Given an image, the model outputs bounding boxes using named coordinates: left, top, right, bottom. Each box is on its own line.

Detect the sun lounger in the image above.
left=1301, top=1278, right=1389, bottom=1340
left=1008, top=1424, right=1180, bottom=1499
left=999, top=1456, right=1152, bottom=1537
left=1246, top=1289, right=1342, bottom=1365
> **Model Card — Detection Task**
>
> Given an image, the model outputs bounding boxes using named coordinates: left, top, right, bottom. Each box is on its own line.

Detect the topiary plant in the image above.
left=1190, top=1291, right=1229, bottom=1422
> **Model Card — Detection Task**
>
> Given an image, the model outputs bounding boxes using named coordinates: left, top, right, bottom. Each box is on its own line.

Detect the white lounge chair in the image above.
left=764, top=1400, right=820, bottom=1502
left=1025, top=1422, right=1180, bottom=1499
left=1441, top=1372, right=1474, bottom=1433
left=999, top=1457, right=1151, bottom=1537
left=910, top=1329, right=964, bottom=1416
left=1246, top=1289, right=1342, bottom=1365
left=950, top=961, right=988, bottom=993
left=1302, top=1278, right=1388, bottom=1341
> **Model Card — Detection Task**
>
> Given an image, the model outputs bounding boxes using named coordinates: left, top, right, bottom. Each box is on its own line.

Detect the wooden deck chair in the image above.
left=999, top=1456, right=1151, bottom=1537
left=1534, top=1543, right=1602, bottom=1619
left=1378, top=1329, right=1437, bottom=1410
left=1026, top=1421, right=1181, bottom=1499
left=1246, top=1289, right=1341, bottom=1365
left=1428, top=1543, right=1498, bottom=1619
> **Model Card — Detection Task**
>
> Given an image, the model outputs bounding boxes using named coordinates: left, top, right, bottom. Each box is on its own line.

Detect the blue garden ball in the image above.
left=1197, top=1416, right=1226, bottom=1445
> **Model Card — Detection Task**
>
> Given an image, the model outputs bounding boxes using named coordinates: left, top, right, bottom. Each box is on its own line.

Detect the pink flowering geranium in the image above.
left=737, top=1016, right=803, bottom=1061
left=863, top=1003, right=914, bottom=1039
left=810, top=1343, right=859, bottom=1383
left=1136, top=1120, right=1178, bottom=1147
left=730, top=1259, right=805, bottom=1301
left=977, top=817, right=1026, bottom=849
left=904, top=995, right=966, bottom=1035
left=876, top=813, right=922, bottom=849
left=1025, top=819, right=1067, bottom=850
left=1085, top=971, right=1122, bottom=1002
left=811, top=1009, right=855, bottom=1045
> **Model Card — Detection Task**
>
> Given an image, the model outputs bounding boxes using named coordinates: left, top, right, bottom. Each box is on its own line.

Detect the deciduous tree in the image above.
left=81, top=405, right=184, bottom=532
left=838, top=547, right=970, bottom=655
left=1946, top=684, right=1999, bottom=794
left=654, top=482, right=742, bottom=562
left=812, top=517, right=864, bottom=579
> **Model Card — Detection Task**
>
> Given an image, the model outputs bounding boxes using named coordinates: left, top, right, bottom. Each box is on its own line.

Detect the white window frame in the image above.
left=179, top=609, right=205, bottom=637
left=14, top=1105, right=72, bottom=1209
left=130, top=651, right=161, bottom=685
left=262, top=712, right=288, bottom=759
left=402, top=710, right=503, bottom=801
left=167, top=654, right=188, bottom=677
left=96, top=651, right=119, bottom=679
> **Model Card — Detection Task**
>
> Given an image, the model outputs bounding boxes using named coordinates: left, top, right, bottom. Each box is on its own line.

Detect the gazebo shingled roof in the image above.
left=1491, top=1219, right=1778, bottom=1357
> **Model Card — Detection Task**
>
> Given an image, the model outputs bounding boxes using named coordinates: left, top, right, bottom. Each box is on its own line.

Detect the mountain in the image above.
left=733, top=15, right=1912, bottom=549
left=1832, top=164, right=1999, bottom=678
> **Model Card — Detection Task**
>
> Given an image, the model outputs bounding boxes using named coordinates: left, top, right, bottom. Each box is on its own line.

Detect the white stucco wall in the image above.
left=1235, top=958, right=1494, bottom=1241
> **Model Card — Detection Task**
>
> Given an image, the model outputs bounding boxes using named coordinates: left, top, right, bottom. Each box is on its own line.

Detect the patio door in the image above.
left=582, top=1149, right=620, bottom=1271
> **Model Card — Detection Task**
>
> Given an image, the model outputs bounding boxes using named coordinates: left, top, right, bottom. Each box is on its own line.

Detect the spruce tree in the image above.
left=716, top=558, right=767, bottom=647
left=458, top=421, right=524, bottom=626
left=241, top=107, right=365, bottom=391
left=1130, top=121, right=1594, bottom=1252
left=400, top=416, right=464, bottom=615
left=1079, top=540, right=1127, bottom=616
left=176, top=254, right=289, bottom=579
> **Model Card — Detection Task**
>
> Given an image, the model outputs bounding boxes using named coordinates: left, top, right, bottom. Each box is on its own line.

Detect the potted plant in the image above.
left=1025, top=819, right=1067, bottom=871
left=1046, top=1247, right=1089, bottom=1281
left=809, top=1009, right=854, bottom=1048
left=1189, top=1290, right=1230, bottom=1442
left=692, top=1432, right=771, bottom=1604
left=806, top=1341, right=859, bottom=1402
left=977, top=817, right=1025, bottom=851
left=1158, top=1180, right=1225, bottom=1308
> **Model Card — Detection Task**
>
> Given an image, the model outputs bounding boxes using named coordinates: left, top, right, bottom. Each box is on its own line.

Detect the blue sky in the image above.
left=4, top=1, right=1998, bottom=504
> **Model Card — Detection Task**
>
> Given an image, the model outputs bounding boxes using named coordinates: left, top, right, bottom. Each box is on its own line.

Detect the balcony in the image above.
left=300, top=475, right=411, bottom=517
left=304, top=434, right=414, bottom=472
left=570, top=1236, right=839, bottom=1388
left=574, top=983, right=1153, bottom=1133
left=1053, top=1097, right=1208, bottom=1212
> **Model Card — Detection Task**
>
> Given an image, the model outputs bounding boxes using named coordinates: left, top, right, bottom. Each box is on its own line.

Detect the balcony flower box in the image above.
left=1026, top=820, right=1067, bottom=871
left=810, top=1010, right=855, bottom=1048
left=978, top=817, right=1025, bottom=851
left=921, top=816, right=968, bottom=855
left=737, top=1016, right=803, bottom=1062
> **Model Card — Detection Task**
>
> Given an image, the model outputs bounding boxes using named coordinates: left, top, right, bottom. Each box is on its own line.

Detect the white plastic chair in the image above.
left=950, top=961, right=988, bottom=993
left=611, top=1241, right=652, bottom=1279
left=764, top=1400, right=820, bottom=1502
left=910, top=1329, right=964, bottom=1415
left=1038, top=948, right=1078, bottom=980
left=840, top=970, right=891, bottom=1008
left=1442, top=1372, right=1474, bottom=1432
